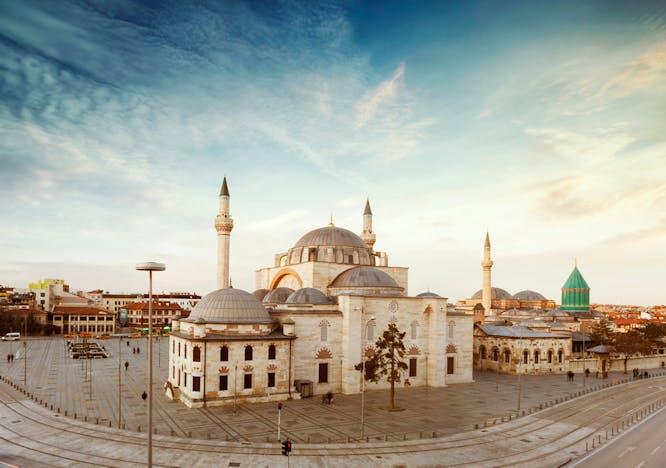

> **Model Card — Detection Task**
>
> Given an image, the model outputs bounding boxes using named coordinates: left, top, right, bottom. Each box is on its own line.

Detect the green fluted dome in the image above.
left=562, top=266, right=589, bottom=289
left=561, top=265, right=590, bottom=312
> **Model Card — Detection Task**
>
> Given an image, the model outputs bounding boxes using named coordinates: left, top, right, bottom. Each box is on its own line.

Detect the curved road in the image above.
left=1, top=376, right=665, bottom=467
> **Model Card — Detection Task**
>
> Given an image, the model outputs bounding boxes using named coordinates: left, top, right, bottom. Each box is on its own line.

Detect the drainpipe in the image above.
left=288, top=338, right=293, bottom=399
left=202, top=340, right=206, bottom=407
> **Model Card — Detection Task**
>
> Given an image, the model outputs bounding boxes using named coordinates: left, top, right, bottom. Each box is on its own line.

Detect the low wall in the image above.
left=569, top=355, right=666, bottom=373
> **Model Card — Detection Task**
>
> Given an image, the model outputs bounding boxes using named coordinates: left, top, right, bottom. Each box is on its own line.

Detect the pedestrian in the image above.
left=125, top=361, right=129, bottom=371
left=6, top=354, right=9, bottom=363
left=127, top=340, right=130, bottom=347
left=137, top=348, right=140, bottom=354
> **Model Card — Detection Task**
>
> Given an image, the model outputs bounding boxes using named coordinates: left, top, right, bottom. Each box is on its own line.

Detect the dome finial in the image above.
left=329, top=212, right=334, bottom=226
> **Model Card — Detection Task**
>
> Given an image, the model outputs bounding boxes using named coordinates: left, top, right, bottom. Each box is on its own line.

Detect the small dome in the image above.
left=294, top=225, right=367, bottom=249
left=286, top=287, right=332, bottom=305
left=471, top=287, right=512, bottom=300
left=416, top=291, right=441, bottom=298
left=513, top=290, right=546, bottom=301
left=263, top=287, right=294, bottom=304
left=252, top=289, right=269, bottom=301
left=330, top=267, right=400, bottom=288
left=188, top=288, right=271, bottom=323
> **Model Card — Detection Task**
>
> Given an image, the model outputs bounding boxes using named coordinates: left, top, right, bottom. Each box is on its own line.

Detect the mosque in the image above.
left=167, top=178, right=473, bottom=408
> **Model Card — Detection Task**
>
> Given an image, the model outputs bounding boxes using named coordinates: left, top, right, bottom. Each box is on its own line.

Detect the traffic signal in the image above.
left=281, top=439, right=292, bottom=456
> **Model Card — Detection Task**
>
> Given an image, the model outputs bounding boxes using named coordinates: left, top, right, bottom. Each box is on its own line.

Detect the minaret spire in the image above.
left=361, top=198, right=376, bottom=249
left=215, top=176, right=234, bottom=289
left=481, top=231, right=494, bottom=314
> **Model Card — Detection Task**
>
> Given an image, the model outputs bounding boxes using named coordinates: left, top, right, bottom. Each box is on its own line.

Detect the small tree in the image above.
left=589, top=319, right=614, bottom=345
left=614, top=331, right=653, bottom=374
left=356, top=322, right=409, bottom=411
left=640, top=323, right=666, bottom=343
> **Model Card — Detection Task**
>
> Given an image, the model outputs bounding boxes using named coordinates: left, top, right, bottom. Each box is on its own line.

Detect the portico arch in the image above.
left=270, top=268, right=303, bottom=290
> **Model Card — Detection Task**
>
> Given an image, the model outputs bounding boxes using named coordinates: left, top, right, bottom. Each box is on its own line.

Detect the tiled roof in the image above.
left=123, top=301, right=183, bottom=311
left=53, top=306, right=114, bottom=316
left=476, top=324, right=568, bottom=339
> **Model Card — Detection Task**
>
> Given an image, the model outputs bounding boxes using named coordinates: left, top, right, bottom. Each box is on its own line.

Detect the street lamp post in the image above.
left=118, top=335, right=122, bottom=429
left=23, top=341, right=27, bottom=387
left=360, top=316, right=375, bottom=439
left=136, top=261, right=166, bottom=468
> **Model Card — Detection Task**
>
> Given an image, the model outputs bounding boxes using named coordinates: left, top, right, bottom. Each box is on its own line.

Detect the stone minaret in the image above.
left=481, top=232, right=493, bottom=314
left=214, top=177, right=234, bottom=289
left=361, top=199, right=376, bottom=249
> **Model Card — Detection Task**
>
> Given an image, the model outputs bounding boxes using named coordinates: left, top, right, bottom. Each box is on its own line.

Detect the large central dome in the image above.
left=294, top=225, right=367, bottom=249
left=188, top=288, right=272, bottom=323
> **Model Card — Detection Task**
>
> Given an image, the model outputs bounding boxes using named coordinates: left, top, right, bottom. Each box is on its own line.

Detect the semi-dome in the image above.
left=263, top=287, right=294, bottom=304
left=513, top=290, right=546, bottom=301
left=471, top=287, right=512, bottom=300
left=294, top=225, right=367, bottom=249
left=252, top=289, right=269, bottom=301
left=330, top=267, right=400, bottom=288
left=286, top=287, right=332, bottom=305
left=188, top=288, right=271, bottom=323
left=416, top=291, right=441, bottom=297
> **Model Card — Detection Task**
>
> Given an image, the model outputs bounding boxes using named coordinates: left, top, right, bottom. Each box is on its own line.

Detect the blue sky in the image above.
left=1, top=1, right=665, bottom=305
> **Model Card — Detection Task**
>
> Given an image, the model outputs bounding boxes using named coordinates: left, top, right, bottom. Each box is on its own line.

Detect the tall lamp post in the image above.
left=360, top=316, right=376, bottom=439
left=136, top=261, right=166, bottom=468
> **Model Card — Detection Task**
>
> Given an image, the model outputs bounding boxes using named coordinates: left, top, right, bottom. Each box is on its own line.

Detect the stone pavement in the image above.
left=1, top=371, right=665, bottom=467
left=0, top=338, right=644, bottom=443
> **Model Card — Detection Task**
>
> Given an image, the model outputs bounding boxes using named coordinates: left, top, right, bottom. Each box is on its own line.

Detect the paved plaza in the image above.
left=0, top=337, right=636, bottom=444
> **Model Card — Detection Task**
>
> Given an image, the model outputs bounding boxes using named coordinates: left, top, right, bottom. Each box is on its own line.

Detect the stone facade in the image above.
left=473, top=324, right=572, bottom=374
left=166, top=182, right=475, bottom=408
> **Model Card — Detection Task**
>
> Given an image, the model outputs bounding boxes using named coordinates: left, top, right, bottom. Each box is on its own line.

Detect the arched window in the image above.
left=534, top=349, right=540, bottom=364
left=558, top=349, right=564, bottom=363
left=547, top=350, right=553, bottom=364
left=178, top=342, right=181, bottom=357
left=220, top=346, right=228, bottom=362
left=523, top=350, right=529, bottom=364
left=268, top=344, right=276, bottom=360
left=320, top=321, right=329, bottom=342
left=172, top=340, right=175, bottom=354
left=492, top=347, right=499, bottom=361
left=504, top=349, right=511, bottom=363
left=184, top=344, right=187, bottom=359
left=479, top=345, right=487, bottom=360
left=410, top=321, right=418, bottom=340
left=193, top=346, right=201, bottom=362
left=366, top=321, right=375, bottom=341
left=244, top=345, right=253, bottom=361
left=448, top=321, right=456, bottom=339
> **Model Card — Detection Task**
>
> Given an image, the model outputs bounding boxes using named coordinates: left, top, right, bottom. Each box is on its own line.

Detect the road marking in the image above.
left=0, top=461, right=20, bottom=468
left=650, top=444, right=661, bottom=455
left=619, top=446, right=636, bottom=458
left=635, top=462, right=645, bottom=468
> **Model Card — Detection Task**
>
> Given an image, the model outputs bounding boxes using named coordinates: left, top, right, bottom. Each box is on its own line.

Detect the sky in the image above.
left=1, top=0, right=665, bottom=306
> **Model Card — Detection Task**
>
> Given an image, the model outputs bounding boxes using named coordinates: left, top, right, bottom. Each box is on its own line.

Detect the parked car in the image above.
left=1, top=332, right=20, bottom=341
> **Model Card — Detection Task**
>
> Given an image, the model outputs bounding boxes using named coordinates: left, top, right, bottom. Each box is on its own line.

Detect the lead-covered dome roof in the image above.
left=188, top=288, right=271, bottom=323
left=513, top=290, right=546, bottom=301
left=294, top=225, right=367, bottom=249
left=331, top=267, right=400, bottom=288
left=286, top=287, right=332, bottom=305
left=416, top=291, right=441, bottom=297
left=263, top=287, right=294, bottom=304
left=471, top=287, right=512, bottom=300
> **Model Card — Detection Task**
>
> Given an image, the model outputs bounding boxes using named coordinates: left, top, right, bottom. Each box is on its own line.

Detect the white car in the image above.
left=1, top=332, right=20, bottom=341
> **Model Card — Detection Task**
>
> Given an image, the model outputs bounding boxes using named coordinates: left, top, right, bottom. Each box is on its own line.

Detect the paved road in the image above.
left=2, top=372, right=666, bottom=466
left=574, top=404, right=666, bottom=468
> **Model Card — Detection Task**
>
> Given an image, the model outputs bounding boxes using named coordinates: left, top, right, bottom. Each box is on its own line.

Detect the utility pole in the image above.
left=118, top=335, right=122, bottom=428
left=23, top=341, right=27, bottom=387
left=277, top=402, right=282, bottom=441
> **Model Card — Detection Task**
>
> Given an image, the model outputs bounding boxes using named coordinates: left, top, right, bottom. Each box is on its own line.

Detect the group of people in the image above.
left=6, top=354, right=15, bottom=363
left=632, top=368, right=650, bottom=379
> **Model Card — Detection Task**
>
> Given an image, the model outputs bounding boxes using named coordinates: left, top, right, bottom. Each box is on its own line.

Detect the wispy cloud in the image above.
left=355, top=63, right=405, bottom=128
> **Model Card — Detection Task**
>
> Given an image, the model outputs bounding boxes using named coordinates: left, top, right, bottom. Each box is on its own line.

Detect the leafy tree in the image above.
left=614, top=330, right=654, bottom=374
left=640, top=323, right=666, bottom=343
left=355, top=322, right=409, bottom=411
left=589, top=319, right=614, bottom=345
